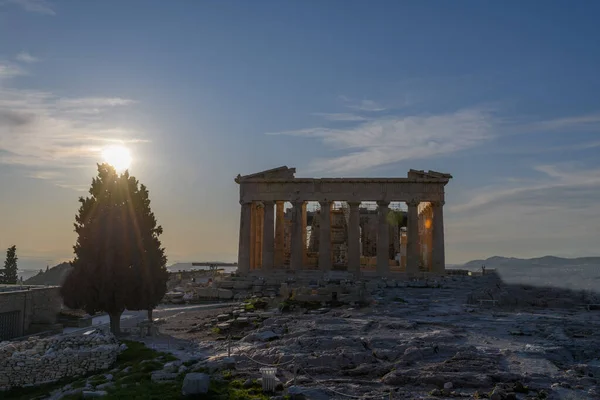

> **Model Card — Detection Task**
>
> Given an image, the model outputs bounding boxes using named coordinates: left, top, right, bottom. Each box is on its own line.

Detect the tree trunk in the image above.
left=147, top=308, right=154, bottom=336
left=109, top=312, right=122, bottom=336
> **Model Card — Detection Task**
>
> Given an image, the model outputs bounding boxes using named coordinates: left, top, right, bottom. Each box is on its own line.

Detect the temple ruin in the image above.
left=235, top=166, right=451, bottom=276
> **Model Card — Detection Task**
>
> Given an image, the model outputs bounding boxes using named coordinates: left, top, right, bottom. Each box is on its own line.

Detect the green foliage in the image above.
left=246, top=297, right=268, bottom=309
left=5, top=340, right=269, bottom=400
left=386, top=210, right=405, bottom=227
left=1, top=245, right=18, bottom=284
left=60, top=164, right=168, bottom=334
left=513, top=381, right=529, bottom=393
left=279, top=298, right=322, bottom=312
left=208, top=375, right=269, bottom=400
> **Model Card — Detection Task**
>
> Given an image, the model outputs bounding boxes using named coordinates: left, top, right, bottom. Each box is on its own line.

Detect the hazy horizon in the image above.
left=2, top=1, right=600, bottom=269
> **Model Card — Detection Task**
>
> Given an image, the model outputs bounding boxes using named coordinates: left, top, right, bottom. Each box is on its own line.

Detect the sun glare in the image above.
left=101, top=145, right=132, bottom=172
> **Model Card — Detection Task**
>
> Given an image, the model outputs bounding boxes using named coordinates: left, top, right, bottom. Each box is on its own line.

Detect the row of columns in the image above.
left=238, top=200, right=445, bottom=275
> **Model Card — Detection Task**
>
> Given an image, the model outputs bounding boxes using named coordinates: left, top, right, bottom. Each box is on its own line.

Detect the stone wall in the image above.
left=0, top=332, right=120, bottom=390
left=0, top=286, right=62, bottom=340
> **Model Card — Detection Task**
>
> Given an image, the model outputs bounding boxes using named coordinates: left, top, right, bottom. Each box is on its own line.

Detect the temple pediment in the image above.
left=408, top=169, right=453, bottom=180
left=235, top=166, right=296, bottom=183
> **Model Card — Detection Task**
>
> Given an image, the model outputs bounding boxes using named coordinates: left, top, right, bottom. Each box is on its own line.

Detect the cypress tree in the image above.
left=61, top=164, right=168, bottom=335
left=2, top=245, right=18, bottom=284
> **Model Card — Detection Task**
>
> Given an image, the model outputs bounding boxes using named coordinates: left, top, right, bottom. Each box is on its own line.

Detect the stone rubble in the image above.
left=0, top=331, right=120, bottom=391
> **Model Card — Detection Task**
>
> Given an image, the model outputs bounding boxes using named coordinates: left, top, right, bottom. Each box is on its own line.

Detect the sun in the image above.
left=101, top=145, right=132, bottom=172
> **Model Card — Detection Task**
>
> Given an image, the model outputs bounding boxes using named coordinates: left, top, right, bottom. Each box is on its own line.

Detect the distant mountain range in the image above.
left=460, top=256, right=600, bottom=270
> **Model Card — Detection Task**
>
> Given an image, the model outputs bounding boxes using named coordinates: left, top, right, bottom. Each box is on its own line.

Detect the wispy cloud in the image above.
left=450, top=163, right=600, bottom=214
left=0, top=87, right=144, bottom=188
left=2, top=0, right=55, bottom=15
left=269, top=107, right=495, bottom=173
left=0, top=63, right=26, bottom=79
left=338, top=96, right=387, bottom=112
left=56, top=97, right=136, bottom=108
left=312, top=113, right=369, bottom=122
left=15, top=51, right=39, bottom=63
left=528, top=113, right=600, bottom=132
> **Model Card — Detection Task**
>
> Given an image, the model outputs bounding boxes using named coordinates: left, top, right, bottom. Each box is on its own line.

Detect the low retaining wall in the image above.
left=0, top=332, right=120, bottom=390
left=0, top=285, right=62, bottom=340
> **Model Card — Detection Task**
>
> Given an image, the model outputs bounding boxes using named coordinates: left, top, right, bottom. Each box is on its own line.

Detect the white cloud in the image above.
left=449, top=164, right=600, bottom=213
left=0, top=87, right=144, bottom=188
left=57, top=97, right=136, bottom=108
left=15, top=52, right=39, bottom=63
left=312, top=113, right=369, bottom=122
left=270, top=107, right=495, bottom=173
left=2, top=0, right=55, bottom=15
left=338, top=96, right=387, bottom=112
left=0, top=63, right=26, bottom=79
left=348, top=99, right=387, bottom=112
left=528, top=113, right=600, bottom=132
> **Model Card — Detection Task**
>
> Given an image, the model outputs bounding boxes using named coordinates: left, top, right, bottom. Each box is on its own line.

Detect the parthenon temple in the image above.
left=235, top=166, right=452, bottom=276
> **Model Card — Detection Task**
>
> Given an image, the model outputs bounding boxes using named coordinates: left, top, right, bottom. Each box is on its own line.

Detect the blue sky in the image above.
left=1, top=0, right=599, bottom=270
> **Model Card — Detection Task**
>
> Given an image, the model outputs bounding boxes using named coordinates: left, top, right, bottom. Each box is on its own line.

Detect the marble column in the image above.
left=347, top=202, right=361, bottom=274
left=274, top=201, right=285, bottom=267
left=406, top=200, right=420, bottom=275
left=318, top=201, right=332, bottom=271
left=431, top=201, right=446, bottom=274
left=290, top=201, right=304, bottom=271
left=376, top=201, right=390, bottom=275
left=262, top=201, right=275, bottom=270
left=301, top=202, right=308, bottom=266
left=252, top=203, right=264, bottom=270
left=237, top=201, right=252, bottom=274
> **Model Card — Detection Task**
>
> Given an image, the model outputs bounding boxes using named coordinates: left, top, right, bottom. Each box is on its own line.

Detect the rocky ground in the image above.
left=158, top=274, right=600, bottom=399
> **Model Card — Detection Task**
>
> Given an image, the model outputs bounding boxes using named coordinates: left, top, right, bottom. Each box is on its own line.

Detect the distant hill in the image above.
left=459, top=256, right=600, bottom=293
left=461, top=256, right=600, bottom=270
left=24, top=262, right=72, bottom=286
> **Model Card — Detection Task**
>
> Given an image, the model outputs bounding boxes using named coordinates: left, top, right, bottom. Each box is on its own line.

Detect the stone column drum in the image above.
left=262, top=201, right=275, bottom=270
left=318, top=201, right=332, bottom=271
left=406, top=200, right=420, bottom=275
left=431, top=201, right=445, bottom=274
left=237, top=201, right=252, bottom=274
left=376, top=201, right=390, bottom=275
left=274, top=201, right=285, bottom=267
left=290, top=201, right=304, bottom=270
left=347, top=202, right=361, bottom=274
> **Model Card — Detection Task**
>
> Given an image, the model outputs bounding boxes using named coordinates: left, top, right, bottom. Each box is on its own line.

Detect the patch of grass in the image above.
left=536, top=390, right=548, bottom=399
left=392, top=296, right=407, bottom=303
left=88, top=374, right=108, bottom=385
left=138, top=360, right=165, bottom=373
left=71, top=379, right=86, bottom=389
left=246, top=297, right=268, bottom=310
left=108, top=379, right=183, bottom=400
left=159, top=353, right=178, bottom=363
left=279, top=299, right=322, bottom=312
left=212, top=326, right=221, bottom=334
left=3, top=340, right=271, bottom=400
left=513, top=381, right=529, bottom=393
left=208, top=377, right=269, bottom=400
left=61, top=395, right=83, bottom=400
left=116, top=371, right=148, bottom=385
left=117, top=340, right=161, bottom=364
left=183, top=359, right=198, bottom=367
left=2, top=375, right=88, bottom=400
